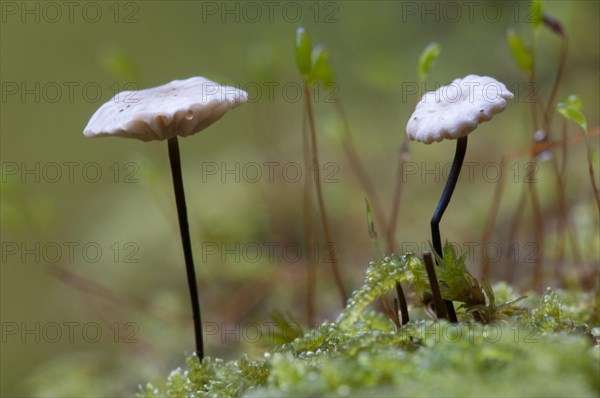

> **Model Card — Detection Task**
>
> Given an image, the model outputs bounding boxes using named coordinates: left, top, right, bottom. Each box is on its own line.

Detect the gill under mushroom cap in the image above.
left=84, top=77, right=248, bottom=141
left=406, top=75, right=514, bottom=144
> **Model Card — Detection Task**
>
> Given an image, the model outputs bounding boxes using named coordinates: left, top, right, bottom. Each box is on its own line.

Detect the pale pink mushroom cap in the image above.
left=84, top=77, right=248, bottom=141
left=406, top=75, right=514, bottom=144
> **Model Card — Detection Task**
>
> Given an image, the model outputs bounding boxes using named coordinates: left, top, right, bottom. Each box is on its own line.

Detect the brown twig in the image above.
left=503, top=128, right=599, bottom=159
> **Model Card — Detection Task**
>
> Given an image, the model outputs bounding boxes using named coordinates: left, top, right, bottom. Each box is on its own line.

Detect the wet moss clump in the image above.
left=139, top=250, right=600, bottom=397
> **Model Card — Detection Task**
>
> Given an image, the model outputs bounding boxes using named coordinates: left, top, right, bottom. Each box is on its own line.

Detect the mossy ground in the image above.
left=139, top=252, right=600, bottom=397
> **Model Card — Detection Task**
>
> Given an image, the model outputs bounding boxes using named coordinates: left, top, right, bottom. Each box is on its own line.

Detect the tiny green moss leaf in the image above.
left=100, top=47, right=140, bottom=83
left=557, top=94, right=588, bottom=131
left=531, top=0, right=543, bottom=33
left=310, top=44, right=334, bottom=86
left=417, top=42, right=441, bottom=82
left=337, top=254, right=424, bottom=329
left=365, top=199, right=381, bottom=258
left=365, top=199, right=377, bottom=241
left=295, top=27, right=312, bottom=79
left=268, top=311, right=305, bottom=345
left=506, top=29, right=533, bottom=76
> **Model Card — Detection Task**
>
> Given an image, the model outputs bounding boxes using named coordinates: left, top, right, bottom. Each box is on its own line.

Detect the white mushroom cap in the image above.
left=406, top=75, right=514, bottom=144
left=84, top=77, right=248, bottom=141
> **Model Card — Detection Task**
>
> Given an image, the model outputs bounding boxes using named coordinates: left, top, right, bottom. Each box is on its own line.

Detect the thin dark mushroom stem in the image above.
left=395, top=281, right=409, bottom=325
left=430, top=135, right=468, bottom=322
left=423, top=252, right=448, bottom=320
left=168, top=137, right=204, bottom=358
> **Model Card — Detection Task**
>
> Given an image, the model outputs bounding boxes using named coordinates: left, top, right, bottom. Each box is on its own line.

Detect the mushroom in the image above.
left=84, top=77, right=248, bottom=357
left=406, top=74, right=513, bottom=321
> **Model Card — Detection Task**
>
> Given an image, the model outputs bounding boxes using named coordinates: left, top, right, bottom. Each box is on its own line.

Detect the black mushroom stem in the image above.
left=430, top=135, right=468, bottom=323
left=423, top=252, right=448, bottom=320
left=168, top=137, right=204, bottom=358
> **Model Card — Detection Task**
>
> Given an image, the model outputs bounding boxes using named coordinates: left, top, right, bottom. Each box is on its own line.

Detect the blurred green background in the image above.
left=1, top=1, right=598, bottom=396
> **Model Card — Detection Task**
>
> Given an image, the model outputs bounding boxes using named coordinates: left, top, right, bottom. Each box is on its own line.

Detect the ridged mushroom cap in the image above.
left=406, top=75, right=513, bottom=144
left=84, top=77, right=248, bottom=141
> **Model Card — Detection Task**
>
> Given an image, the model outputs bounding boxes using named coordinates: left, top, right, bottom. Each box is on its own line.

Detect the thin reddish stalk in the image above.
left=302, top=102, right=317, bottom=327
left=583, top=130, right=600, bottom=215
left=528, top=171, right=545, bottom=290
left=548, top=132, right=583, bottom=279
left=304, top=85, right=347, bottom=307
left=333, top=102, right=388, bottom=248
left=46, top=264, right=188, bottom=325
left=543, top=39, right=568, bottom=130
left=480, top=156, right=507, bottom=280
left=525, top=41, right=545, bottom=290
left=559, top=123, right=584, bottom=273
left=505, top=186, right=528, bottom=283
left=484, top=130, right=600, bottom=282
left=387, top=138, right=410, bottom=254
left=332, top=102, right=411, bottom=321
left=380, top=296, right=400, bottom=328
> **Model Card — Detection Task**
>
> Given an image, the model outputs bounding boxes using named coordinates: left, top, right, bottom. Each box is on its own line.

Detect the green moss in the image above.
left=139, top=251, right=599, bottom=397
left=140, top=320, right=598, bottom=397
left=337, top=253, right=425, bottom=329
